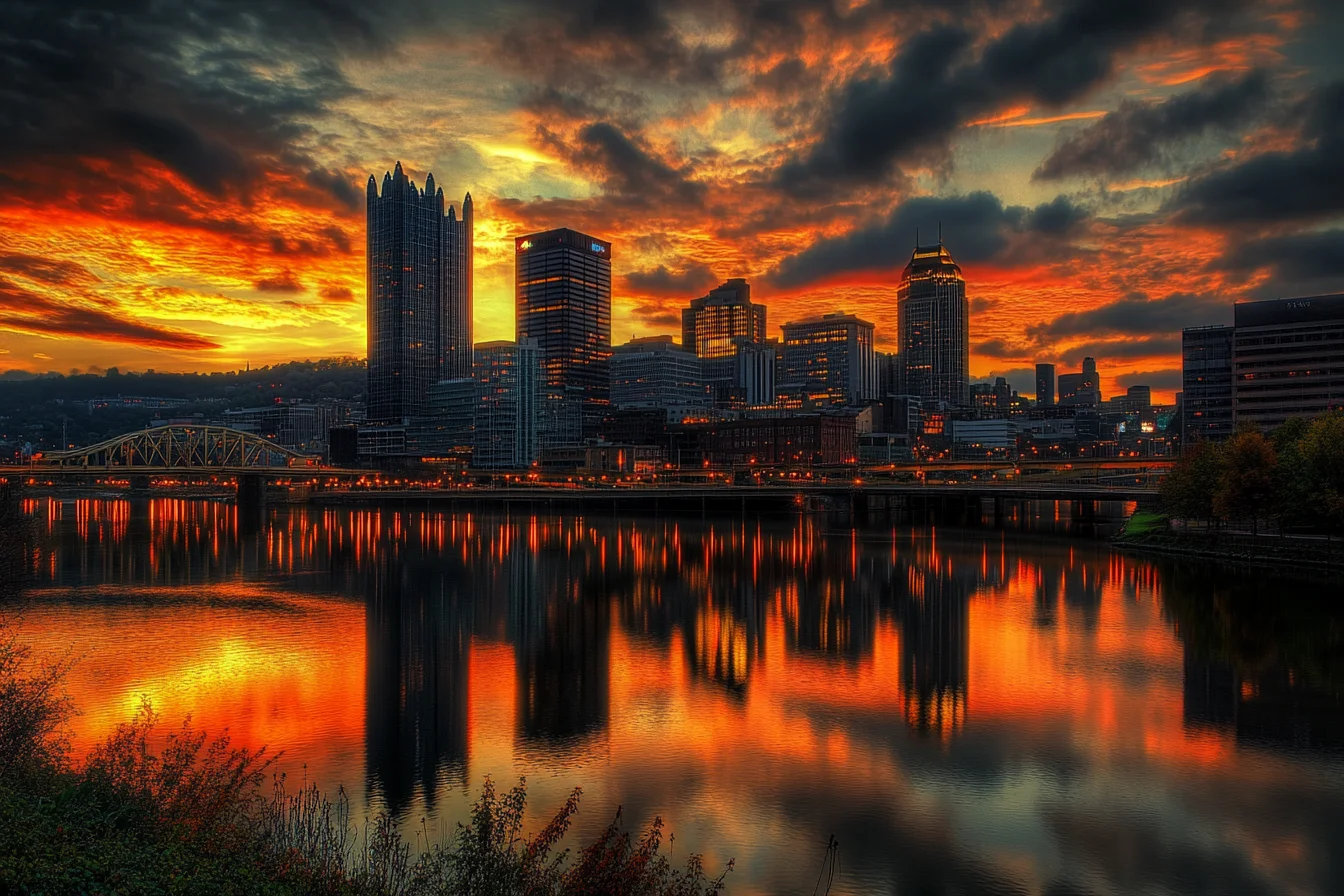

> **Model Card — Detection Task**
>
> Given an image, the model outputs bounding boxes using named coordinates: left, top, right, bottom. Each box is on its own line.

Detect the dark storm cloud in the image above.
left=1034, top=71, right=1271, bottom=181
left=767, top=191, right=1090, bottom=288
left=623, top=263, right=719, bottom=297
left=1029, top=291, right=1230, bottom=340
left=1057, top=336, right=1182, bottom=365
left=777, top=0, right=1250, bottom=194
left=0, top=255, right=99, bottom=287
left=1167, top=79, right=1344, bottom=224
left=1218, top=228, right=1344, bottom=280
left=557, top=122, right=706, bottom=206
left=0, top=277, right=219, bottom=350
left=977, top=339, right=1033, bottom=359
left=255, top=272, right=306, bottom=294
left=320, top=286, right=356, bottom=302
left=0, top=1, right=432, bottom=205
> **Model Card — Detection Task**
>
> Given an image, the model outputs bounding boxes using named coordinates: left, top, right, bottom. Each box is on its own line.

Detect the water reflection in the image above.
left=6, top=497, right=1344, bottom=896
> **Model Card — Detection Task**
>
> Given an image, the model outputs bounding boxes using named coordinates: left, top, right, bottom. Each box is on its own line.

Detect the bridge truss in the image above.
left=36, top=424, right=317, bottom=471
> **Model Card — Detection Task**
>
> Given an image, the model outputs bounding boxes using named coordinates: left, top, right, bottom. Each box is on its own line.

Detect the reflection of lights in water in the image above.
left=10, top=497, right=1340, bottom=895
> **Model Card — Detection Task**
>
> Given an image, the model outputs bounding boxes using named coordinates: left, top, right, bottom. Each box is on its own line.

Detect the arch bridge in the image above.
left=33, top=424, right=319, bottom=474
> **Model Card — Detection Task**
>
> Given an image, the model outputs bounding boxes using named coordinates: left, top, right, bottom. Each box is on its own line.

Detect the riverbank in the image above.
left=0, top=624, right=731, bottom=896
left=1113, top=512, right=1343, bottom=570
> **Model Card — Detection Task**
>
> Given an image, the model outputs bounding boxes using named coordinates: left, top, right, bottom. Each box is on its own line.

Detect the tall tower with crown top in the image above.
left=365, top=162, right=475, bottom=424
left=897, top=240, right=969, bottom=408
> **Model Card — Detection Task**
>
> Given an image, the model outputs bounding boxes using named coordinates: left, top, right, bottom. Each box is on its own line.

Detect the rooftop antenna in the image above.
left=916, top=227, right=920, bottom=247
left=938, top=221, right=943, bottom=245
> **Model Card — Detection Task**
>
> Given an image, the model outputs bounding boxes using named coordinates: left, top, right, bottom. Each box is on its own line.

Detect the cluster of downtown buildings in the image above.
left=326, top=165, right=1182, bottom=472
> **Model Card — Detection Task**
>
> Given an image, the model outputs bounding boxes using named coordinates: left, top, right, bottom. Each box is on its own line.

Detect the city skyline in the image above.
left=3, top=1, right=1344, bottom=405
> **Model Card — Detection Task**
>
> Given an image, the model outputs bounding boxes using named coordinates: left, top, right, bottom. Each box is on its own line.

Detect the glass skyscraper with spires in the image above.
left=365, top=161, right=473, bottom=425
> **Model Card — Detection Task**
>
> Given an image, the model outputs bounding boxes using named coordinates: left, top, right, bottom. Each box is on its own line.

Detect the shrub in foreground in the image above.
left=0, top=626, right=731, bottom=895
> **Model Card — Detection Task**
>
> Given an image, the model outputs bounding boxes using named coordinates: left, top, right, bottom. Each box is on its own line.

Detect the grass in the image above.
left=1118, top=511, right=1170, bottom=539
left=0, top=621, right=732, bottom=896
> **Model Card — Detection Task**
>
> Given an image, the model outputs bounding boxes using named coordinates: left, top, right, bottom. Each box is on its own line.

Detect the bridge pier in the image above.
left=237, top=473, right=266, bottom=514
left=993, top=496, right=1006, bottom=529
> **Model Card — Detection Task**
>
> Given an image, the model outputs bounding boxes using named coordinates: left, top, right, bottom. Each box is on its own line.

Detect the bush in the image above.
left=0, top=620, right=732, bottom=896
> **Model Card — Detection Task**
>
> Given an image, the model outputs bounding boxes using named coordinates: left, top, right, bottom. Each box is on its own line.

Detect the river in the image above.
left=6, top=496, right=1343, bottom=895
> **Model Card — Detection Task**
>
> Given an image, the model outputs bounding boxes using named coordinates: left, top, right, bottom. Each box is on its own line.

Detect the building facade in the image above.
left=366, top=162, right=473, bottom=424
left=473, top=340, right=541, bottom=469
left=780, top=312, right=877, bottom=406
left=1233, top=295, right=1344, bottom=429
left=1035, top=363, right=1056, bottom=408
left=610, top=337, right=711, bottom=416
left=696, top=415, right=858, bottom=467
left=515, top=228, right=612, bottom=444
left=420, top=378, right=477, bottom=459
left=1181, top=325, right=1235, bottom=443
left=898, top=243, right=969, bottom=408
left=681, top=279, right=768, bottom=404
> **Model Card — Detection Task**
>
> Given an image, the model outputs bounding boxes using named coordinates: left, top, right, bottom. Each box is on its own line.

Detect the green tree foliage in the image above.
left=1160, top=439, right=1225, bottom=523
left=1163, top=411, right=1344, bottom=535
left=1213, top=429, right=1278, bottom=535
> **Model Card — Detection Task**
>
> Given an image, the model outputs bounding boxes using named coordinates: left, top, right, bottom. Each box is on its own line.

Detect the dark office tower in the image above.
left=1080, top=356, right=1102, bottom=404
left=515, top=228, right=612, bottom=443
left=366, top=162, right=474, bottom=423
left=898, top=242, right=969, bottom=408
left=443, top=193, right=474, bottom=379
left=1182, top=325, right=1234, bottom=443
left=1035, top=363, right=1056, bottom=407
left=1233, top=295, right=1344, bottom=429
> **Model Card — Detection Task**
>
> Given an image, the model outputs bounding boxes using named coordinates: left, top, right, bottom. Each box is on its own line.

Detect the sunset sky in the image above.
left=3, top=0, right=1342, bottom=400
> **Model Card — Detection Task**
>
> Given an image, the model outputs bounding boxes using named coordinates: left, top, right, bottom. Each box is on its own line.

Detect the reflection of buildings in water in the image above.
left=1182, top=639, right=1239, bottom=731
left=1034, top=569, right=1060, bottom=628
left=1182, top=637, right=1344, bottom=754
left=1237, top=668, right=1344, bottom=753
left=687, top=578, right=764, bottom=697
left=509, top=546, right=610, bottom=744
left=1062, top=560, right=1104, bottom=630
left=364, top=550, right=470, bottom=817
left=898, top=562, right=970, bottom=736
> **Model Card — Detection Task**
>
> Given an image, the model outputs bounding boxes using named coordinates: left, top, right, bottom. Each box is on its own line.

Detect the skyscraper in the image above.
left=515, top=228, right=612, bottom=443
left=682, top=279, right=766, bottom=358
left=682, top=278, right=768, bottom=404
left=366, top=162, right=473, bottom=424
left=1182, top=325, right=1235, bottom=442
left=780, top=312, right=877, bottom=406
left=1035, top=363, right=1056, bottom=407
left=474, top=340, right=541, bottom=469
left=898, top=243, right=969, bottom=408
left=1233, top=294, right=1344, bottom=429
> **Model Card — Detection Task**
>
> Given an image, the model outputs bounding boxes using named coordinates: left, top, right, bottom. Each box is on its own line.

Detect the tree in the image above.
left=1299, top=411, right=1344, bottom=535
left=1214, top=429, right=1278, bottom=534
left=1160, top=438, right=1224, bottom=524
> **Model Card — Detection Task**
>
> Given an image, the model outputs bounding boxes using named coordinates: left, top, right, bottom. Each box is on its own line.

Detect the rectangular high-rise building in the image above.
left=681, top=278, right=768, bottom=404
left=1182, top=325, right=1234, bottom=443
left=365, top=162, right=473, bottom=425
left=610, top=337, right=710, bottom=416
left=780, top=312, right=877, bottom=406
left=1233, top=295, right=1344, bottom=429
left=1035, top=363, right=1056, bottom=407
left=474, top=340, right=541, bottom=469
left=515, top=228, right=612, bottom=443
